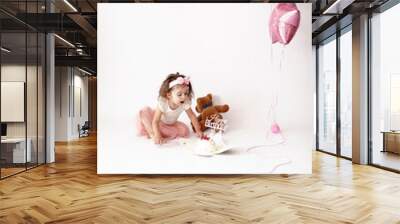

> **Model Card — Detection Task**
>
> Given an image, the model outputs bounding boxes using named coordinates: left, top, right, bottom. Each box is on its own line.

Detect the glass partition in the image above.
left=0, top=1, right=46, bottom=179
left=1, top=31, right=28, bottom=177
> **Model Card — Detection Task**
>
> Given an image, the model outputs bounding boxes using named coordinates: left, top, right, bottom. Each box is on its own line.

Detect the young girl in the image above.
left=137, top=73, right=203, bottom=144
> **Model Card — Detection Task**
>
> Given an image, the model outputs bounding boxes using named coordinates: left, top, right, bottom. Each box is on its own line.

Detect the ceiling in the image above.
left=0, top=0, right=392, bottom=75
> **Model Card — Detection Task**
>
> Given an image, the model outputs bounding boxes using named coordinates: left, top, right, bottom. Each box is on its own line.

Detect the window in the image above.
left=317, top=36, right=337, bottom=154
left=371, top=3, right=400, bottom=171
left=340, top=28, right=352, bottom=158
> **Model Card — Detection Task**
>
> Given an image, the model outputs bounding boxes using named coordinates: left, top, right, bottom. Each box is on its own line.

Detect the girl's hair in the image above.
left=159, top=72, right=194, bottom=99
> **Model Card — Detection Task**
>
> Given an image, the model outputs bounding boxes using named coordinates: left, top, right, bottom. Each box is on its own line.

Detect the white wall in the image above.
left=55, top=66, right=69, bottom=141
left=312, top=45, right=316, bottom=147
left=72, top=72, right=89, bottom=138
left=55, top=67, right=89, bottom=141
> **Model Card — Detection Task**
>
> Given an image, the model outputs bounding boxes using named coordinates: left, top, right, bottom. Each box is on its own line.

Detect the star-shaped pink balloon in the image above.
left=269, top=3, right=301, bottom=45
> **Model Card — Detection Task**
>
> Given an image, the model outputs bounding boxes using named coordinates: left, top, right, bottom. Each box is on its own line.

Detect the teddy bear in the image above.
left=192, top=93, right=229, bottom=132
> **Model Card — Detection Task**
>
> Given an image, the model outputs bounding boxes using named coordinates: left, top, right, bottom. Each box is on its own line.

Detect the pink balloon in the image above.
left=270, top=122, right=281, bottom=134
left=269, top=3, right=300, bottom=45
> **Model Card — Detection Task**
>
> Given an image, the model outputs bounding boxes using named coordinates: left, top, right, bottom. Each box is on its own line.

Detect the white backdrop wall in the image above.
left=98, top=3, right=313, bottom=174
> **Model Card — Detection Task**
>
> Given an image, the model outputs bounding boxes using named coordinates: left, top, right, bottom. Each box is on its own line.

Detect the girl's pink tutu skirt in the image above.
left=136, top=106, right=189, bottom=139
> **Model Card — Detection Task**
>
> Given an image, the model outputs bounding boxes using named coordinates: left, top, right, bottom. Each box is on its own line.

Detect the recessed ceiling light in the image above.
left=63, top=0, right=78, bottom=12
left=54, top=34, right=75, bottom=48
left=322, top=0, right=354, bottom=15
left=78, top=67, right=93, bottom=76
left=1, top=47, right=11, bottom=53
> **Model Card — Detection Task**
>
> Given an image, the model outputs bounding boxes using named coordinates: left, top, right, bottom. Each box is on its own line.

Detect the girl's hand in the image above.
left=196, top=131, right=204, bottom=139
left=153, top=134, right=164, bottom=145
left=185, top=109, right=204, bottom=139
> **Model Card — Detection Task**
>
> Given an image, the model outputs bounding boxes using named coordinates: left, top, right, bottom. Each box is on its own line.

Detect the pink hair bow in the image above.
left=177, top=76, right=190, bottom=85
left=169, top=76, right=190, bottom=88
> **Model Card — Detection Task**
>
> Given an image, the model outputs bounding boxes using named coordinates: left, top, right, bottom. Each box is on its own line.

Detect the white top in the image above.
left=158, top=97, right=191, bottom=124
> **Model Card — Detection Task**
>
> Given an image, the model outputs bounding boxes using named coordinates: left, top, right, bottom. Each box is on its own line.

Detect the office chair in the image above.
left=79, top=121, right=90, bottom=138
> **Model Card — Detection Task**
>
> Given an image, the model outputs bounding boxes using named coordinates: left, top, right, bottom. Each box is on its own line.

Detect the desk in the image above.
left=1, top=138, right=31, bottom=163
left=382, top=131, right=400, bottom=154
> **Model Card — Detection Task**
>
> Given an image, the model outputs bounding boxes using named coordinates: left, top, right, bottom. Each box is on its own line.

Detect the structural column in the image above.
left=352, top=14, right=369, bottom=164
left=46, top=0, right=55, bottom=163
